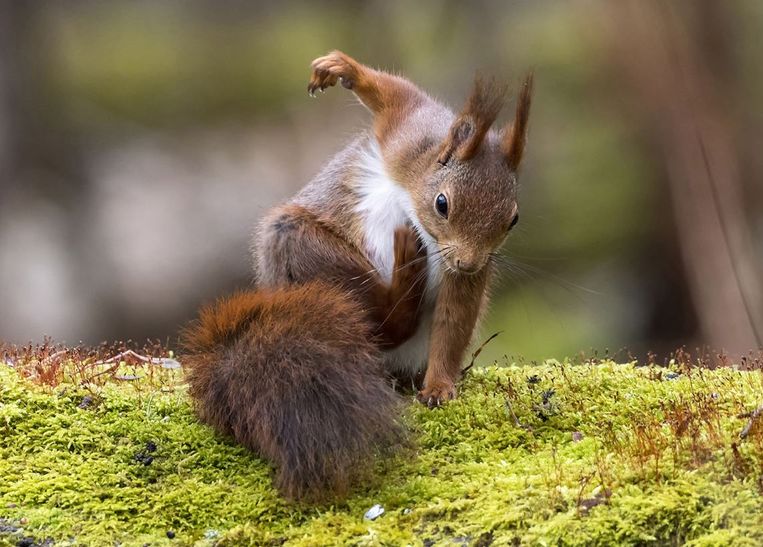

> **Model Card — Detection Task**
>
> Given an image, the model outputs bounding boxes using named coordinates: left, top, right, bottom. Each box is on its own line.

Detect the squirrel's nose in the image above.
left=455, top=259, right=479, bottom=274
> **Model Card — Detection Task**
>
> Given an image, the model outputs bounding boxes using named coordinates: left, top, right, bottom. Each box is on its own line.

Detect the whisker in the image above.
left=489, top=255, right=533, bottom=286
left=489, top=252, right=602, bottom=296
left=376, top=244, right=457, bottom=328
left=360, top=243, right=454, bottom=282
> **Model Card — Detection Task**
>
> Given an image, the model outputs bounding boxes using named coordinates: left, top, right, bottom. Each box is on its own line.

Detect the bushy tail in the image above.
left=180, top=282, right=402, bottom=501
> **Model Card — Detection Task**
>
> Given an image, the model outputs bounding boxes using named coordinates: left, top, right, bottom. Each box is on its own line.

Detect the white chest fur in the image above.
left=354, top=166, right=410, bottom=284
left=355, top=142, right=442, bottom=373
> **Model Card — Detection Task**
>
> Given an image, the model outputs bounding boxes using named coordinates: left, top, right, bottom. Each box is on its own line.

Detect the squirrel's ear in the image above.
left=437, top=75, right=506, bottom=164
left=501, top=72, right=534, bottom=171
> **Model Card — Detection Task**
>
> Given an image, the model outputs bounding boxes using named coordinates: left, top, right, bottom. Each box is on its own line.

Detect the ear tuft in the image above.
left=438, top=75, right=507, bottom=164
left=502, top=72, right=534, bottom=171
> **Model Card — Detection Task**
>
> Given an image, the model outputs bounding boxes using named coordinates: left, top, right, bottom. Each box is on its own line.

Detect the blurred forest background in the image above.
left=1, top=0, right=761, bottom=363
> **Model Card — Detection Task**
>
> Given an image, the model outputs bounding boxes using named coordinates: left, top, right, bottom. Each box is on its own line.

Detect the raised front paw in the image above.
left=417, top=380, right=457, bottom=409
left=307, top=50, right=358, bottom=96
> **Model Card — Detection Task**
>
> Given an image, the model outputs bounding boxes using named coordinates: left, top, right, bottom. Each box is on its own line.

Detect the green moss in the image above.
left=2, top=360, right=763, bottom=546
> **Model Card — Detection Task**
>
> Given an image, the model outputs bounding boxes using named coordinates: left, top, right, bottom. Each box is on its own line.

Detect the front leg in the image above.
left=307, top=50, right=426, bottom=142
left=417, top=269, right=489, bottom=408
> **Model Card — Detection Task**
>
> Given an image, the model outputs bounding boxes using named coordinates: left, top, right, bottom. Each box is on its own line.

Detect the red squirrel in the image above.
left=182, top=51, right=533, bottom=501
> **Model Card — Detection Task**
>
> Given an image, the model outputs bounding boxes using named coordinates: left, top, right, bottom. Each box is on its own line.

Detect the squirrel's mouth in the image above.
left=455, top=265, right=480, bottom=275
left=443, top=258, right=484, bottom=276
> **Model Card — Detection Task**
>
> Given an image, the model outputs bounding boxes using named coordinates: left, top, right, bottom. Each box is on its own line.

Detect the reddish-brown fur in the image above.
left=438, top=77, right=507, bottom=164
left=183, top=224, right=426, bottom=500
left=184, top=51, right=533, bottom=500
left=420, top=267, right=491, bottom=404
left=181, top=283, right=403, bottom=501
left=308, top=50, right=427, bottom=145
left=307, top=52, right=533, bottom=407
left=502, top=73, right=534, bottom=170
left=257, top=204, right=428, bottom=348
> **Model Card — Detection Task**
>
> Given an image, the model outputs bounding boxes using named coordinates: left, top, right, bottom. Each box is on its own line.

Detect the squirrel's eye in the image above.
left=435, top=193, right=449, bottom=218
left=509, top=213, right=519, bottom=231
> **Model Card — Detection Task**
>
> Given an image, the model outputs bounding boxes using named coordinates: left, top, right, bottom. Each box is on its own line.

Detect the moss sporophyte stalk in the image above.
left=1, top=359, right=763, bottom=546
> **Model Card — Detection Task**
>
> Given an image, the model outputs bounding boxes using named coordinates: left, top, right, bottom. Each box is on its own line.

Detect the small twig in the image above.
left=504, top=398, right=532, bottom=431
left=85, top=363, right=121, bottom=381
left=575, top=473, right=594, bottom=514
left=93, top=350, right=164, bottom=366
left=462, top=331, right=503, bottom=375
left=739, top=404, right=763, bottom=439
left=40, top=350, right=68, bottom=365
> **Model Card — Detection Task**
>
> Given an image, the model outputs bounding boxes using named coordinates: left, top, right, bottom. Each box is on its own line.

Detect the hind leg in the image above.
left=256, top=204, right=427, bottom=348
left=255, top=204, right=371, bottom=288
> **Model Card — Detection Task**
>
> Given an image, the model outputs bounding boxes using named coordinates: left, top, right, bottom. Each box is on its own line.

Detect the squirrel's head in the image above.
left=413, top=74, right=533, bottom=275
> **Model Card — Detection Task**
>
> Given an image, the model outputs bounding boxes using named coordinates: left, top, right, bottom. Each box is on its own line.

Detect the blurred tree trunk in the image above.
left=605, top=0, right=763, bottom=355
left=0, top=1, right=96, bottom=342
left=0, top=0, right=17, bottom=199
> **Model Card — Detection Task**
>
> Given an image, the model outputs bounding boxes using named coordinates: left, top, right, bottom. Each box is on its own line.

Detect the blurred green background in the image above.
left=1, top=0, right=761, bottom=362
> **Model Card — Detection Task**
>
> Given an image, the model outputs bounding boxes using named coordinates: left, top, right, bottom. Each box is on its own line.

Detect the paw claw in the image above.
left=307, top=51, right=356, bottom=98
left=417, top=382, right=457, bottom=409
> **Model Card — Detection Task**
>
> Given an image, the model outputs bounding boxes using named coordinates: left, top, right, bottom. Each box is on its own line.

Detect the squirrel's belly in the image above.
left=382, top=305, right=434, bottom=374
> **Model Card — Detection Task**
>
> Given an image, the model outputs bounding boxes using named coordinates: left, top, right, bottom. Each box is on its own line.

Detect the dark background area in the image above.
left=1, top=0, right=761, bottom=362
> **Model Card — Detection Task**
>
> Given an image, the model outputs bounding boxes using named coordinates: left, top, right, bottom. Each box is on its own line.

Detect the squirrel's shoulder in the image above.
left=291, top=134, right=374, bottom=210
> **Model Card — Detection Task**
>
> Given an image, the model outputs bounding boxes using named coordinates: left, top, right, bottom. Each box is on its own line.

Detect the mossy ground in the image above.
left=2, top=356, right=763, bottom=546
